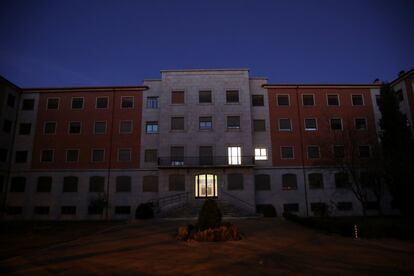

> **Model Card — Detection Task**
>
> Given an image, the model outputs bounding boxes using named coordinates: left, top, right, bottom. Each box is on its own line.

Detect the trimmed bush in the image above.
left=197, top=199, right=222, bottom=231
left=135, top=203, right=154, bottom=219
left=176, top=223, right=242, bottom=242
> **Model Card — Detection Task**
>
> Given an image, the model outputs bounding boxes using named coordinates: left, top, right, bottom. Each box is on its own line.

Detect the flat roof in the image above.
left=22, top=85, right=149, bottom=93
left=160, top=68, right=249, bottom=73
left=262, top=84, right=382, bottom=89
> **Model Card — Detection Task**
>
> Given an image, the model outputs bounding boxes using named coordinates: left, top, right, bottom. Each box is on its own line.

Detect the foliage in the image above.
left=197, top=199, right=222, bottom=231
left=176, top=222, right=242, bottom=242
left=135, top=203, right=154, bottom=219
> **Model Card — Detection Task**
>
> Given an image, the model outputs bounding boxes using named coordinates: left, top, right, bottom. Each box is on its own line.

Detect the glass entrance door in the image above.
left=195, top=174, right=218, bottom=198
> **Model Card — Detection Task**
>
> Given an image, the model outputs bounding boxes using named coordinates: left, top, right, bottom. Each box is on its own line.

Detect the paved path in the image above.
left=1, top=218, right=413, bottom=275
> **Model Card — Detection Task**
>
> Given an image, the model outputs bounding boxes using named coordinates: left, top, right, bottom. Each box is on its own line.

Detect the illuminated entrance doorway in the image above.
left=195, top=174, right=218, bottom=198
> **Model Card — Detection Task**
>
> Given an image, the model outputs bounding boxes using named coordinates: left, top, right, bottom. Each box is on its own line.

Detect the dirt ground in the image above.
left=1, top=218, right=413, bottom=275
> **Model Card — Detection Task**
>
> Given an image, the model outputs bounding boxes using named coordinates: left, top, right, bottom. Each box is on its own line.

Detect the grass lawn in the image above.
left=0, top=221, right=124, bottom=260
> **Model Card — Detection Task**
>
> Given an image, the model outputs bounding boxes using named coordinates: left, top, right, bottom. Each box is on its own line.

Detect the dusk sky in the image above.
left=0, top=0, right=413, bottom=87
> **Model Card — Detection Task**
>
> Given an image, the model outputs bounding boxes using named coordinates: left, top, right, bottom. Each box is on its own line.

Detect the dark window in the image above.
left=71, top=97, right=84, bottom=109
left=252, top=95, right=264, bottom=106
left=311, top=202, right=327, bottom=214
left=199, top=116, right=212, bottom=130
left=63, top=176, right=78, bottom=192
left=308, top=173, right=324, bottom=189
left=307, top=146, right=320, bottom=159
left=3, top=119, right=12, bottom=133
left=96, top=97, right=108, bottom=108
left=171, top=146, right=184, bottom=163
left=94, top=121, right=106, bottom=134
left=281, top=146, right=294, bottom=159
left=227, top=116, right=240, bottom=129
left=335, top=172, right=350, bottom=189
left=359, top=145, right=370, bottom=158
left=355, top=118, right=367, bottom=130
left=66, top=149, right=79, bottom=162
left=253, top=120, right=266, bottom=132
left=7, top=94, right=16, bottom=107
left=36, top=176, right=52, bottom=192
left=171, top=117, right=184, bottom=130
left=34, top=206, right=49, bottom=215
left=142, top=176, right=158, bottom=192
left=146, top=96, right=159, bottom=108
left=41, top=150, right=53, bottom=162
left=15, top=151, right=28, bottom=163
left=199, top=91, right=212, bottom=103
left=115, top=206, right=131, bottom=215
left=333, top=145, right=345, bottom=159
left=22, top=99, right=35, bottom=110
left=144, top=149, right=157, bottom=163
left=0, top=148, right=8, bottom=162
left=284, top=203, right=299, bottom=213
left=302, top=95, right=314, bottom=106
left=92, top=149, right=105, bottom=162
left=327, top=94, right=339, bottom=106
left=120, top=120, right=133, bottom=133
left=47, top=98, right=59, bottom=109
left=255, top=174, right=271, bottom=191
left=171, top=91, right=184, bottom=104
left=282, top=174, right=297, bottom=190
left=168, top=174, right=185, bottom=191
left=146, top=121, right=158, bottom=133
left=18, top=123, right=31, bottom=135
left=61, top=206, right=76, bottom=215
left=337, top=202, right=353, bottom=211
left=44, top=122, right=56, bottom=134
left=199, top=146, right=213, bottom=165
left=121, top=96, right=134, bottom=108
left=226, top=90, right=239, bottom=103
left=352, top=95, right=364, bottom=106
left=330, top=118, right=342, bottom=130
left=7, top=206, right=22, bottom=215
left=118, top=149, right=131, bottom=162
left=116, top=176, right=131, bottom=192
left=89, top=176, right=105, bottom=192
left=228, top=173, right=243, bottom=190
left=304, top=118, right=317, bottom=130
left=279, top=118, right=291, bottom=131
left=69, top=122, right=81, bottom=134
left=277, top=95, right=289, bottom=106
left=10, top=177, right=26, bottom=192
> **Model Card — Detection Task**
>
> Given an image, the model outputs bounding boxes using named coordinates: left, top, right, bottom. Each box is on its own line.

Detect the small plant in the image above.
left=135, top=203, right=154, bottom=219
left=197, top=199, right=222, bottom=231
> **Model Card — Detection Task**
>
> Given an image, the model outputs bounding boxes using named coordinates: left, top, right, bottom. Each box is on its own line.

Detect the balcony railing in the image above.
left=158, top=156, right=255, bottom=168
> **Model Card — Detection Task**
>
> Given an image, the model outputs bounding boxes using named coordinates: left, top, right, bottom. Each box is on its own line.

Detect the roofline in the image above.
left=0, top=75, right=22, bottom=91
left=390, top=68, right=414, bottom=85
left=160, top=68, right=249, bottom=73
left=262, top=84, right=382, bottom=89
left=22, top=85, right=149, bottom=93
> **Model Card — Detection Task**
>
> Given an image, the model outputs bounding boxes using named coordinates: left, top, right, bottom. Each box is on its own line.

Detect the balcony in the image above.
left=157, top=156, right=255, bottom=168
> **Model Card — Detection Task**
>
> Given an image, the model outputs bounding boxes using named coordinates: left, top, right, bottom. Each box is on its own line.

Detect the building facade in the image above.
left=0, top=68, right=413, bottom=220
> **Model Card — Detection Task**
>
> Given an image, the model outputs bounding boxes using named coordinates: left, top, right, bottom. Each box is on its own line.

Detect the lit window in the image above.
left=228, top=146, right=241, bottom=165
left=146, top=121, right=158, bottom=133
left=304, top=118, right=317, bottom=131
left=199, top=117, right=212, bottom=130
left=254, top=148, right=267, bottom=160
left=146, top=97, right=159, bottom=108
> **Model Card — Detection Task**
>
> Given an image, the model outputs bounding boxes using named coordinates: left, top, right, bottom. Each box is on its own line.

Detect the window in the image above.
left=143, top=176, right=158, bottom=192
left=34, top=206, right=50, bottom=215
left=22, top=99, right=35, bottom=110
left=282, top=174, right=297, bottom=190
left=44, top=122, right=56, bottom=134
left=7, top=206, right=23, bottom=215
left=18, top=123, right=31, bottom=135
left=277, top=95, right=289, bottom=106
left=199, top=146, right=213, bottom=165
left=330, top=118, right=342, bottom=130
left=352, top=95, right=364, bottom=106
left=327, top=94, right=339, bottom=106
left=284, top=203, right=299, bottom=213
left=10, top=177, right=26, bottom=192
left=279, top=118, right=292, bottom=131
left=253, top=120, right=266, bottom=132
left=7, top=94, right=16, bottom=107
left=120, top=120, right=133, bottom=133
left=226, top=90, right=239, bottom=103
left=41, top=150, right=54, bottom=162
left=71, top=97, right=84, bottom=109
left=63, top=176, right=78, bottom=192
left=355, top=118, right=367, bottom=130
left=333, top=145, right=345, bottom=159
left=337, top=202, right=353, bottom=211
left=311, top=202, right=327, bottom=214
left=255, top=174, right=271, bottom=191
left=96, top=97, right=108, bottom=109
left=47, top=98, right=59, bottom=109
left=89, top=176, right=105, bottom=192
left=254, top=148, right=267, bottom=160
left=302, top=95, right=314, bottom=106
left=121, top=96, right=134, bottom=108
left=304, top=118, right=317, bottom=131
left=199, top=116, right=212, bottom=130
left=171, top=117, right=184, bottom=130
left=15, top=151, right=28, bottom=163
left=307, top=146, right=320, bottom=159
left=3, top=119, right=12, bottom=133
left=94, top=121, right=107, bottom=134
left=195, top=174, right=218, bottom=198
left=116, top=176, right=131, bottom=192
left=227, top=116, right=240, bottom=129
left=227, top=146, right=241, bottom=165
left=228, top=173, right=243, bottom=190
left=69, top=122, right=81, bottom=134
left=146, top=121, right=159, bottom=133
left=66, top=149, right=79, bottom=162
left=171, top=146, right=184, bottom=164
left=115, top=206, right=131, bottom=215
left=199, top=91, right=212, bottom=103
left=308, top=173, right=324, bottom=189
left=335, top=172, right=350, bottom=188
left=0, top=148, right=7, bottom=162
left=358, top=145, right=370, bottom=158
left=146, top=96, right=159, bottom=108
left=281, top=146, right=294, bottom=159
left=118, top=149, right=131, bottom=162
left=171, top=91, right=184, bottom=104
left=92, top=149, right=105, bottom=162
left=169, top=174, right=185, bottom=191
left=144, top=149, right=158, bottom=163
left=252, top=95, right=264, bottom=106
left=61, top=206, right=76, bottom=215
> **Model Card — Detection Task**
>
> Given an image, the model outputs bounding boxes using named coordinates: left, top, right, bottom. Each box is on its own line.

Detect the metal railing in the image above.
left=158, top=156, right=255, bottom=167
left=149, top=192, right=189, bottom=211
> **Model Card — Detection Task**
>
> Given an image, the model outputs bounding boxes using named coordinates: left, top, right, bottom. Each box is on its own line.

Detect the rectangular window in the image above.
left=44, top=122, right=56, bottom=134
left=277, top=95, right=289, bottom=106
left=34, top=206, right=50, bottom=215
left=199, top=116, right=212, bottom=130
left=47, top=98, right=59, bottom=110
left=254, top=148, right=267, bottom=160
left=94, top=121, right=107, bottom=134
left=144, top=149, right=158, bottom=163
left=146, top=121, right=159, bottom=133
left=18, top=123, right=31, bottom=135
left=228, top=173, right=244, bottom=190
left=15, top=151, right=28, bottom=163
left=253, top=120, right=266, bottom=132
left=41, top=149, right=54, bottom=162
left=115, top=206, right=131, bottom=215
left=255, top=174, right=271, bottom=191
left=121, top=96, right=134, bottom=108
left=146, top=96, right=159, bottom=108
left=199, top=146, right=213, bottom=165
left=63, top=176, right=78, bottom=192
left=352, top=95, right=364, bottom=106
left=199, top=91, right=212, bottom=103
left=337, top=202, right=353, bottom=211
left=3, top=119, right=12, bottom=133
left=61, top=206, right=76, bottom=215
left=358, top=145, right=370, bottom=158
left=333, top=145, right=345, bottom=159
left=92, top=149, right=105, bottom=162
left=308, top=173, right=324, bottom=189
left=10, top=177, right=26, bottom=192
left=171, top=146, right=184, bottom=164
left=7, top=94, right=16, bottom=107
left=355, top=118, right=367, bottom=130
left=96, top=97, right=108, bottom=109
left=281, top=146, right=294, bottom=159
left=119, top=120, right=133, bottom=133
left=143, top=175, right=158, bottom=192
left=279, top=118, right=292, bottom=131
left=226, top=90, right=239, bottom=103
left=69, top=122, right=81, bottom=134
left=283, top=203, right=299, bottom=213
left=118, top=149, right=132, bottom=162
left=307, top=146, right=320, bottom=159
left=302, top=95, right=314, bottom=106
left=335, top=172, right=350, bottom=189
left=327, top=94, right=339, bottom=106
left=227, top=116, right=240, bottom=129
left=227, top=146, right=241, bottom=165
left=37, top=176, right=52, bottom=192
left=171, top=91, right=184, bottom=104
left=252, top=95, right=264, bottom=106
left=304, top=118, right=317, bottom=131
left=66, top=149, right=79, bottom=162
left=171, top=117, right=184, bottom=130
left=71, top=97, right=84, bottom=109
left=168, top=174, right=185, bottom=191
left=89, top=176, right=105, bottom=192
left=330, top=118, right=342, bottom=130
left=22, top=99, right=35, bottom=110
left=116, top=176, right=131, bottom=192
left=282, top=174, right=297, bottom=190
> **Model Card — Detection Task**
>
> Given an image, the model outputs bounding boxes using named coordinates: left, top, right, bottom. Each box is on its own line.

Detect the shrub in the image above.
left=135, top=203, right=154, bottom=219
left=257, top=204, right=277, bottom=217
left=197, top=199, right=222, bottom=231
left=176, top=223, right=242, bottom=242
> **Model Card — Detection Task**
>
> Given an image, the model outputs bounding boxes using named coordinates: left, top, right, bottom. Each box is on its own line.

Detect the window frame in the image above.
left=330, top=118, right=343, bottom=130
left=282, top=173, right=298, bottom=190
left=65, top=149, right=80, bottom=163
left=351, top=94, right=364, bottom=106
left=120, top=96, right=134, bottom=109
left=199, top=90, right=212, bottom=104
left=226, top=90, right=239, bottom=104
left=277, top=94, right=290, bottom=106
left=95, top=96, right=109, bottom=109
left=71, top=97, right=84, bottom=110
left=227, top=146, right=242, bottom=165
left=43, top=121, right=57, bottom=135
left=226, top=116, right=241, bottom=129
left=280, top=146, right=294, bottom=160
left=354, top=118, right=368, bottom=130
left=307, top=145, right=320, bottom=159
left=254, top=147, right=268, bottom=161
left=119, top=120, right=133, bottom=134
left=251, top=95, right=264, bottom=106
left=40, top=149, right=54, bottom=163
left=68, top=121, right=82, bottom=134
left=278, top=118, right=292, bottom=132
left=199, top=116, right=213, bottom=130
left=326, top=94, right=340, bottom=106
left=91, top=148, right=105, bottom=163
left=18, top=123, right=32, bottom=135
left=171, top=90, right=185, bottom=105
left=118, top=148, right=132, bottom=162
left=304, top=118, right=317, bottom=131
left=94, top=121, right=107, bottom=135
left=170, top=116, right=185, bottom=131
left=145, top=121, right=159, bottom=134
left=46, top=97, right=60, bottom=110
left=302, top=94, right=315, bottom=106
left=146, top=96, right=159, bottom=109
